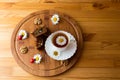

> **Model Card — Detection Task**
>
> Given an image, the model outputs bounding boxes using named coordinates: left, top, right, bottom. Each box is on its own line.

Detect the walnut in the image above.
left=34, top=18, right=42, bottom=25
left=20, top=46, right=28, bottom=54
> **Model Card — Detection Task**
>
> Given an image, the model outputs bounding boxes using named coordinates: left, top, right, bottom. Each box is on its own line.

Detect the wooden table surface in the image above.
left=0, top=0, right=120, bottom=80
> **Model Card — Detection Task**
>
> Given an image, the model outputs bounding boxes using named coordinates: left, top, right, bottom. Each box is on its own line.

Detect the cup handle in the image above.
left=70, top=36, right=75, bottom=43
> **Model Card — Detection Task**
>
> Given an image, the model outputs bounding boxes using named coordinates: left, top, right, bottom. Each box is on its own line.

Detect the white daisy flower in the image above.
left=52, top=50, right=60, bottom=58
left=33, top=54, right=42, bottom=64
left=56, top=36, right=67, bottom=46
left=51, top=14, right=60, bottom=25
left=18, top=30, right=28, bottom=40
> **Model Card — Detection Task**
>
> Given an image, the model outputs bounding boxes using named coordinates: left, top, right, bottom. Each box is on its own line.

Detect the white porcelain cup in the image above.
left=51, top=31, right=73, bottom=51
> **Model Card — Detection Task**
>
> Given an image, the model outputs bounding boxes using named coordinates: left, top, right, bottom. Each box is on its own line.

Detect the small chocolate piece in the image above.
left=36, top=38, right=44, bottom=49
left=32, top=27, right=47, bottom=37
left=20, top=46, right=28, bottom=54
left=31, top=26, right=50, bottom=50
left=34, top=18, right=42, bottom=25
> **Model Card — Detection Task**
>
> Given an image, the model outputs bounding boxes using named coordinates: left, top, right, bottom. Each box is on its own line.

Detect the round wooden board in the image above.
left=11, top=10, right=83, bottom=76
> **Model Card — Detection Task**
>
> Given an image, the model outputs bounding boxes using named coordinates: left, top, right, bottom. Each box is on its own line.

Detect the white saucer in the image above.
left=45, top=31, right=77, bottom=60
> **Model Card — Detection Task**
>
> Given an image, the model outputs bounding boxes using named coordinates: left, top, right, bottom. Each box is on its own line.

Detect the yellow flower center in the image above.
left=21, top=32, right=25, bottom=36
left=59, top=38, right=64, bottom=43
left=53, top=17, right=57, bottom=22
left=53, top=51, right=58, bottom=56
left=35, top=56, right=39, bottom=61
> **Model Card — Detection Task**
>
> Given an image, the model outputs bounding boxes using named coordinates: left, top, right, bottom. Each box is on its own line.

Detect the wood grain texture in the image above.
left=0, top=0, right=120, bottom=79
